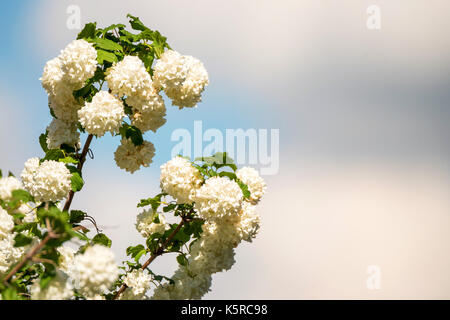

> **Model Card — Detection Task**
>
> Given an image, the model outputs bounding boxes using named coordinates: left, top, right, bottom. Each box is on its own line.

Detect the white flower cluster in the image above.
left=114, top=138, right=155, bottom=173
left=0, top=176, right=22, bottom=201
left=151, top=159, right=266, bottom=300
left=30, top=271, right=73, bottom=300
left=41, top=40, right=97, bottom=123
left=193, top=177, right=243, bottom=220
left=46, top=118, right=80, bottom=150
left=153, top=50, right=209, bottom=108
left=106, top=55, right=167, bottom=136
left=0, top=208, right=26, bottom=274
left=236, top=167, right=267, bottom=203
left=78, top=91, right=125, bottom=137
left=0, top=176, right=35, bottom=222
left=135, top=209, right=169, bottom=238
left=59, top=39, right=98, bottom=86
left=70, top=245, right=119, bottom=298
left=57, top=246, right=76, bottom=274
left=106, top=56, right=153, bottom=98
left=160, top=156, right=203, bottom=204
left=128, top=90, right=167, bottom=133
left=21, top=157, right=72, bottom=203
left=121, top=269, right=152, bottom=300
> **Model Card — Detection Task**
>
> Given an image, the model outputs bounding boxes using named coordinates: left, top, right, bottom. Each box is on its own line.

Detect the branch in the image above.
left=63, top=134, right=94, bottom=212
left=113, top=217, right=187, bottom=300
left=2, top=134, right=94, bottom=284
left=2, top=231, right=57, bottom=284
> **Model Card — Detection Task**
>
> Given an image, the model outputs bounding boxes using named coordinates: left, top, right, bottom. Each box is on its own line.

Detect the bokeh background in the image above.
left=1, top=0, right=450, bottom=299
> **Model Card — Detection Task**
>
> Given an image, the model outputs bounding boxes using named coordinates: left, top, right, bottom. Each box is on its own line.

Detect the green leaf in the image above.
left=91, top=37, right=123, bottom=52
left=176, top=254, right=188, bottom=266
left=218, top=171, right=237, bottom=180
left=73, top=83, right=95, bottom=100
left=69, top=210, right=86, bottom=224
left=42, top=149, right=65, bottom=162
left=11, top=189, right=34, bottom=203
left=1, top=287, right=22, bottom=300
left=39, top=132, right=49, bottom=153
left=92, top=233, right=112, bottom=247
left=126, top=244, right=145, bottom=257
left=70, top=171, right=84, bottom=192
left=96, top=49, right=119, bottom=64
left=77, top=22, right=97, bottom=40
left=237, top=180, right=251, bottom=199
left=127, top=14, right=148, bottom=31
left=13, top=222, right=38, bottom=233
left=100, top=23, right=126, bottom=36
left=59, top=156, right=78, bottom=164
left=162, top=204, right=176, bottom=213
left=14, top=233, right=33, bottom=247
left=0, top=169, right=2, bottom=178
left=134, top=249, right=147, bottom=262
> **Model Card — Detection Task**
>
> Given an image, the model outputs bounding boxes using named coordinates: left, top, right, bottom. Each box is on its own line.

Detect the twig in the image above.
left=113, top=217, right=187, bottom=300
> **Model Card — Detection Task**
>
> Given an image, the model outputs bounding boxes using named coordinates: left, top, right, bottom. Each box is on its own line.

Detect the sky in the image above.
left=1, top=0, right=450, bottom=299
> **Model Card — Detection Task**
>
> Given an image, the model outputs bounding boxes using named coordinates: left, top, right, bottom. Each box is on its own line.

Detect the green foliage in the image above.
left=69, top=210, right=86, bottom=224
left=13, top=233, right=33, bottom=247
left=39, top=132, right=49, bottom=153
left=119, top=123, right=144, bottom=146
left=92, top=233, right=112, bottom=247
left=67, top=166, right=84, bottom=192
left=137, top=193, right=166, bottom=210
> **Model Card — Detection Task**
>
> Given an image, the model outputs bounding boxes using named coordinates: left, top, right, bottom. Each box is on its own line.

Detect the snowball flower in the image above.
left=0, top=176, right=22, bottom=201
left=58, top=246, right=76, bottom=274
left=0, top=234, right=26, bottom=274
left=135, top=209, right=168, bottom=238
left=152, top=268, right=212, bottom=300
left=193, top=176, right=243, bottom=220
left=127, top=90, right=167, bottom=133
left=160, top=156, right=203, bottom=204
left=21, top=158, right=72, bottom=203
left=153, top=50, right=209, bottom=109
left=114, top=138, right=155, bottom=173
left=78, top=91, right=125, bottom=137
left=40, top=57, right=65, bottom=95
left=46, top=118, right=80, bottom=150
left=48, top=94, right=83, bottom=123
left=236, top=167, right=267, bottom=203
left=121, top=269, right=152, bottom=299
left=238, top=202, right=260, bottom=242
left=70, top=244, right=119, bottom=297
left=30, top=271, right=73, bottom=300
left=0, top=207, right=14, bottom=239
left=105, top=56, right=153, bottom=98
left=59, top=39, right=97, bottom=86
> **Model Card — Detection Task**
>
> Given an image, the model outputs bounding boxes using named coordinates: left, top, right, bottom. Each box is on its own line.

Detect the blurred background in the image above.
left=1, top=0, right=450, bottom=299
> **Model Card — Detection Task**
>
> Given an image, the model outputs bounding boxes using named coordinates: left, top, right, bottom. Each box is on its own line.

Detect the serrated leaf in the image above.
left=92, top=233, right=112, bottom=247
left=69, top=210, right=86, bottom=224
left=39, top=132, right=49, bottom=153
left=96, top=49, right=118, bottom=64
left=59, top=156, right=78, bottom=164
left=91, top=37, right=123, bottom=52
left=237, top=180, right=251, bottom=199
left=14, top=233, right=33, bottom=247
left=176, top=254, right=188, bottom=266
left=42, top=149, right=65, bottom=162
left=77, top=22, right=97, bottom=40
left=70, top=171, right=84, bottom=192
